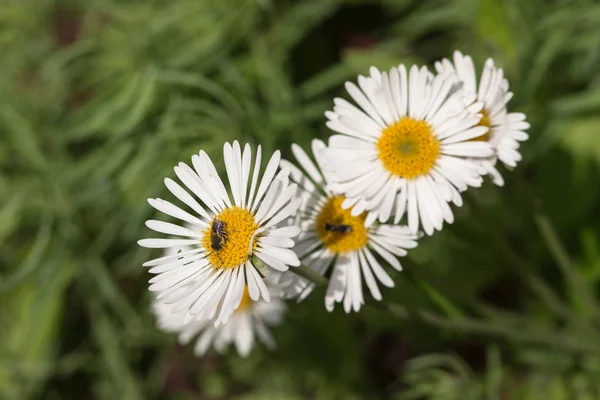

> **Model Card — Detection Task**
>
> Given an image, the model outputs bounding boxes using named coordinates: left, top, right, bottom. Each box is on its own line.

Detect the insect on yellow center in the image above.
left=201, top=207, right=259, bottom=269
left=315, top=196, right=368, bottom=254
left=376, top=117, right=440, bottom=180
left=471, top=108, right=491, bottom=142
left=235, top=286, right=253, bottom=312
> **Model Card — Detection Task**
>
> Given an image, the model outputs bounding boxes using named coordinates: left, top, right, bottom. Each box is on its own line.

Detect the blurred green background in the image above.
left=2, top=0, right=600, bottom=398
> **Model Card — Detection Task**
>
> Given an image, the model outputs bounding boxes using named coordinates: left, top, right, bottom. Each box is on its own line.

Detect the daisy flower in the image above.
left=279, top=140, right=419, bottom=312
left=324, top=63, right=494, bottom=235
left=435, top=50, right=530, bottom=186
left=138, top=141, right=301, bottom=326
left=152, top=254, right=286, bottom=357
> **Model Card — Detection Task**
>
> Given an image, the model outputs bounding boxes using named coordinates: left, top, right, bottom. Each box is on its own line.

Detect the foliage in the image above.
left=1, top=0, right=600, bottom=398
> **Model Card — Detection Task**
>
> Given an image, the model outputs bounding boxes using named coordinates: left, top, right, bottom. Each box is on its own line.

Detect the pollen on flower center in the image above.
left=315, top=196, right=368, bottom=253
left=201, top=207, right=259, bottom=269
left=471, top=108, right=491, bottom=142
left=376, top=117, right=440, bottom=179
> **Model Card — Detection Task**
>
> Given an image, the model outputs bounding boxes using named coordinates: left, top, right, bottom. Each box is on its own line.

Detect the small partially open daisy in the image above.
left=153, top=265, right=286, bottom=357
left=279, top=140, right=419, bottom=312
left=325, top=64, right=494, bottom=235
left=138, top=141, right=301, bottom=325
left=435, top=51, right=530, bottom=186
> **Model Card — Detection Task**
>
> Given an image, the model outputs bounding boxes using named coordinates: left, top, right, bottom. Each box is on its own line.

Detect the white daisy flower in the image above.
left=324, top=64, right=494, bottom=235
left=435, top=50, right=530, bottom=186
left=279, top=140, right=419, bottom=312
left=153, top=267, right=286, bottom=357
left=138, top=141, right=302, bottom=326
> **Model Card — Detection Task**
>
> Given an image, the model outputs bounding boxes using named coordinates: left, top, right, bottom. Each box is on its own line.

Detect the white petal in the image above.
left=345, top=81, right=385, bottom=128
left=442, top=142, right=493, bottom=157
left=173, top=164, right=218, bottom=213
left=143, top=247, right=203, bottom=267
left=292, top=143, right=323, bottom=184
left=407, top=181, right=419, bottom=233
left=370, top=241, right=402, bottom=271
left=138, top=238, right=200, bottom=249
left=240, top=144, right=252, bottom=208
left=247, top=263, right=271, bottom=302
left=358, top=249, right=381, bottom=300
left=258, top=235, right=294, bottom=248
left=234, top=313, right=255, bottom=357
left=245, top=263, right=260, bottom=300
left=164, top=178, right=211, bottom=221
left=325, top=258, right=348, bottom=311
left=362, top=247, right=394, bottom=287
left=251, top=151, right=281, bottom=212
left=145, top=220, right=203, bottom=238
left=223, top=142, right=242, bottom=207
left=247, top=145, right=262, bottom=209
left=148, top=198, right=205, bottom=226
left=263, top=198, right=303, bottom=229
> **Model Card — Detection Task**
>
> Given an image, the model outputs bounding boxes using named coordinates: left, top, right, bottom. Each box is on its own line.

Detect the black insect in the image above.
left=325, top=223, right=352, bottom=234
left=210, top=219, right=228, bottom=252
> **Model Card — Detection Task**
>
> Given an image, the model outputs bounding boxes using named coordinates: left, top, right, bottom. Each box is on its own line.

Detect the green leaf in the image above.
left=0, top=254, right=77, bottom=398
left=553, top=89, right=600, bottom=116
left=266, top=0, right=341, bottom=53
left=89, top=305, right=144, bottom=400
left=477, top=0, right=516, bottom=63
left=0, top=105, right=46, bottom=170
left=0, top=194, right=22, bottom=243
left=0, top=215, right=52, bottom=293
left=559, top=116, right=600, bottom=165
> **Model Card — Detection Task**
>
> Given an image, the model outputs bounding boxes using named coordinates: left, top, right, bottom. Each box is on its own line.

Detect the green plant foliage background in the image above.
left=1, top=0, right=600, bottom=398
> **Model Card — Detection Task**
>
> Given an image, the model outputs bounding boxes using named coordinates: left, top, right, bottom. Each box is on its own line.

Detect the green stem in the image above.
left=404, top=268, right=466, bottom=318
left=287, top=260, right=454, bottom=319
left=278, top=253, right=598, bottom=353
left=513, top=171, right=575, bottom=273
left=365, top=297, right=410, bottom=318
left=467, top=190, right=571, bottom=317
left=415, top=308, right=600, bottom=354
left=514, top=172, right=583, bottom=296
left=253, top=255, right=329, bottom=285
left=533, top=213, right=598, bottom=317
left=534, top=213, right=575, bottom=277
left=512, top=172, right=600, bottom=318
left=365, top=298, right=600, bottom=354
left=287, top=263, right=329, bottom=287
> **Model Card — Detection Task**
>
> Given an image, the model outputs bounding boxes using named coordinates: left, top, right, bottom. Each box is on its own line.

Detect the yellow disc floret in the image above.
left=471, top=108, right=491, bottom=142
left=376, top=117, right=440, bottom=179
left=201, top=207, right=259, bottom=269
left=315, top=196, right=368, bottom=253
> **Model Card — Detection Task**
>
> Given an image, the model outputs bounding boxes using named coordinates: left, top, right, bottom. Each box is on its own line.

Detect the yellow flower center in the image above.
left=376, top=117, right=440, bottom=180
left=315, top=196, right=368, bottom=253
left=235, top=286, right=253, bottom=312
left=471, top=108, right=491, bottom=142
left=201, top=207, right=259, bottom=269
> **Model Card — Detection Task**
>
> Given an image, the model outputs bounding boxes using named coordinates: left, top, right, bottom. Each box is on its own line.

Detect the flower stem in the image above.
left=251, top=256, right=329, bottom=286
left=365, top=297, right=410, bottom=318
left=534, top=214, right=575, bottom=276
left=514, top=171, right=577, bottom=281
left=288, top=264, right=329, bottom=287
left=400, top=262, right=467, bottom=318
left=466, top=190, right=573, bottom=317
